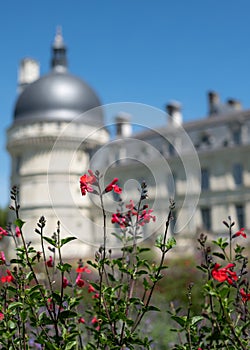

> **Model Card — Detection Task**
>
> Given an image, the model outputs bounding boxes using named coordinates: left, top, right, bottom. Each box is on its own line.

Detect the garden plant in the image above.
left=0, top=170, right=248, bottom=349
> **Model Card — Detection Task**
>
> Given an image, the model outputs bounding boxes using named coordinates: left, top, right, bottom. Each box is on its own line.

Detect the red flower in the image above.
left=126, top=200, right=138, bottom=215
left=0, top=227, right=8, bottom=239
left=76, top=274, right=85, bottom=287
left=234, top=228, right=247, bottom=238
left=47, top=298, right=53, bottom=310
left=0, top=312, right=4, bottom=321
left=240, top=288, right=250, bottom=302
left=138, top=209, right=156, bottom=226
left=62, top=277, right=69, bottom=288
left=92, top=293, right=99, bottom=299
left=0, top=251, right=6, bottom=265
left=15, top=227, right=21, bottom=238
left=76, top=265, right=91, bottom=274
left=80, top=170, right=97, bottom=196
left=88, top=284, right=95, bottom=293
left=78, top=317, right=85, bottom=324
left=211, top=263, right=237, bottom=284
left=1, top=270, right=15, bottom=283
left=91, top=316, right=98, bottom=324
left=46, top=256, right=54, bottom=268
left=105, top=178, right=122, bottom=194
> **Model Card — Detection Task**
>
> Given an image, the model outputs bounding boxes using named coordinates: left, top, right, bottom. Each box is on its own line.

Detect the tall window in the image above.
left=233, top=163, right=243, bottom=186
left=15, top=156, right=22, bottom=175
left=236, top=204, right=245, bottom=228
left=201, top=207, right=212, bottom=231
left=201, top=168, right=210, bottom=190
left=232, top=129, right=241, bottom=145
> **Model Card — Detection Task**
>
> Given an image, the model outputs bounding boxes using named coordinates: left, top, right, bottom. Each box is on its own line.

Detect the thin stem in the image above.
left=131, top=208, right=173, bottom=333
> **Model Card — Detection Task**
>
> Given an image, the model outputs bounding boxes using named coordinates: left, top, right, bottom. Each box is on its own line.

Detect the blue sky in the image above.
left=1, top=1, right=250, bottom=206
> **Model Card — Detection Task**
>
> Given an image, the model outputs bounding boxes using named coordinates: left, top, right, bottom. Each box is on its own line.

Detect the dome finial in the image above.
left=51, top=26, right=67, bottom=71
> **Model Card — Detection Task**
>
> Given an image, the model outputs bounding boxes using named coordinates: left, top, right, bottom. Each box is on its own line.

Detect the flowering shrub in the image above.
left=170, top=218, right=250, bottom=349
left=0, top=172, right=248, bottom=349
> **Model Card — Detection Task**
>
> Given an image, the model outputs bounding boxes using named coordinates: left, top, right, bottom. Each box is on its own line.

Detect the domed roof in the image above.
left=13, top=29, right=104, bottom=126
left=14, top=71, right=103, bottom=125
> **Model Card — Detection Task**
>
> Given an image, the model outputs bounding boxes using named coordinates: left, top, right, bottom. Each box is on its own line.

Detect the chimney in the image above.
left=115, top=112, right=132, bottom=137
left=18, top=58, right=40, bottom=94
left=208, top=91, right=220, bottom=116
left=166, top=101, right=182, bottom=126
left=227, top=98, right=242, bottom=111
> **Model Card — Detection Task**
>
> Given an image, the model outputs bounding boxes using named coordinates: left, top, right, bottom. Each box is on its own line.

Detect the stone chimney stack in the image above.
left=18, top=58, right=40, bottom=94
left=208, top=91, right=220, bottom=116
left=115, top=112, right=132, bottom=137
left=227, top=98, right=242, bottom=111
left=166, top=101, right=182, bottom=126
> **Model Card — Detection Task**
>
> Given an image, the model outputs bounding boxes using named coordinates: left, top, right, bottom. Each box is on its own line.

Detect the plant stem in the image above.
left=131, top=208, right=173, bottom=333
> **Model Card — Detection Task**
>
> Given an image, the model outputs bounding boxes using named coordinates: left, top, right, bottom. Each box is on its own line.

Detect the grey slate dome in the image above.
left=14, top=29, right=104, bottom=126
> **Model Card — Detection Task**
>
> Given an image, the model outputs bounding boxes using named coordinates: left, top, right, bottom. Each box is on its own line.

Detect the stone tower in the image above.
left=7, top=29, right=109, bottom=257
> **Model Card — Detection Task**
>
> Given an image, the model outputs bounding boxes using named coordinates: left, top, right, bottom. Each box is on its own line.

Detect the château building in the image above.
left=6, top=30, right=250, bottom=256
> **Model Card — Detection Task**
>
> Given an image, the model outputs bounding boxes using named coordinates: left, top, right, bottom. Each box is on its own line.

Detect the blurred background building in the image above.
left=6, top=30, right=250, bottom=256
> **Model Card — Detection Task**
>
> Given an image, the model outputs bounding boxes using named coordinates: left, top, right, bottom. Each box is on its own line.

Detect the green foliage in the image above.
left=0, top=179, right=249, bottom=349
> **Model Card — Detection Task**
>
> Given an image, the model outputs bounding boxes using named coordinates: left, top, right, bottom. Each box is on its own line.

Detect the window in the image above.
left=201, top=168, right=209, bottom=190
left=232, top=129, right=241, bottom=145
left=233, top=163, right=243, bottom=186
left=15, top=156, right=22, bottom=174
left=236, top=204, right=245, bottom=228
left=201, top=207, right=212, bottom=231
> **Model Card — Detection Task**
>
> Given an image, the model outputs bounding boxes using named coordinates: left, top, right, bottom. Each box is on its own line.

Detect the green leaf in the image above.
left=108, top=273, right=116, bottom=282
left=59, top=310, right=77, bottom=320
left=56, top=262, right=72, bottom=273
left=111, top=232, right=123, bottom=241
left=166, top=237, right=176, bottom=250
left=145, top=305, right=161, bottom=312
left=190, top=315, right=203, bottom=326
left=8, top=302, right=23, bottom=310
left=65, top=342, right=77, bottom=350
left=171, top=315, right=187, bottom=327
left=60, top=237, right=76, bottom=247
left=14, top=218, right=25, bottom=229
left=43, top=236, right=57, bottom=247
left=212, top=252, right=225, bottom=260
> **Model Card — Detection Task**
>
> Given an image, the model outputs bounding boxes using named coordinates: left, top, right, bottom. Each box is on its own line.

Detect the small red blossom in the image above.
left=0, top=227, right=8, bottom=238
left=91, top=316, right=98, bottom=324
left=111, top=213, right=126, bottom=228
left=105, top=178, right=122, bottom=194
left=211, top=263, right=237, bottom=284
left=15, top=227, right=21, bottom=238
left=46, top=256, right=54, bottom=268
left=1, top=270, right=15, bottom=283
left=47, top=298, right=53, bottom=311
left=78, top=317, right=85, bottom=324
left=0, top=251, right=6, bottom=265
left=125, top=200, right=138, bottom=215
left=138, top=209, right=156, bottom=226
left=240, top=288, right=250, bottom=302
left=234, top=227, right=247, bottom=238
left=88, top=284, right=96, bottom=293
left=80, top=170, right=97, bottom=196
left=76, top=266, right=91, bottom=274
left=0, top=312, right=4, bottom=321
left=76, top=274, right=85, bottom=287
left=92, top=293, right=99, bottom=299
left=62, top=277, right=69, bottom=288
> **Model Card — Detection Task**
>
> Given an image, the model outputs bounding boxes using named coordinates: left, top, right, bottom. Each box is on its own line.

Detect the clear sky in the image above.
left=1, top=1, right=250, bottom=206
